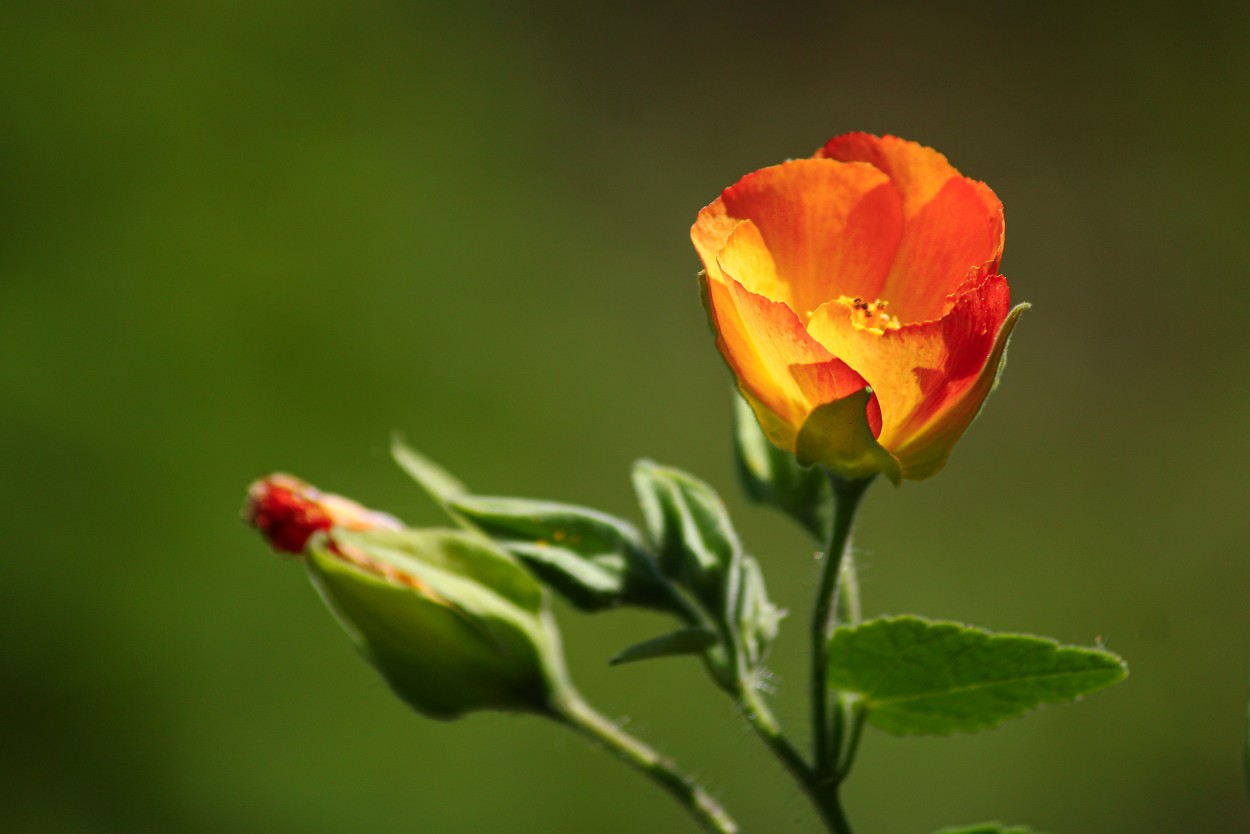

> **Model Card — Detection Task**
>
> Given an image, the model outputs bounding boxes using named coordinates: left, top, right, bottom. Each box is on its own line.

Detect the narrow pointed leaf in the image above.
left=828, top=616, right=1127, bottom=735
left=732, top=393, right=832, bottom=542
left=609, top=627, right=719, bottom=667
left=447, top=495, right=644, bottom=557
left=391, top=436, right=468, bottom=506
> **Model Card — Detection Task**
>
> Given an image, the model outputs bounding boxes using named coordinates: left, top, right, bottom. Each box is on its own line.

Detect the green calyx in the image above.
left=796, top=388, right=900, bottom=484
left=306, top=527, right=571, bottom=720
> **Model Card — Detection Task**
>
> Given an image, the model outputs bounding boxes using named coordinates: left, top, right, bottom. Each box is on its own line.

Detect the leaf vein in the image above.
left=867, top=666, right=1120, bottom=707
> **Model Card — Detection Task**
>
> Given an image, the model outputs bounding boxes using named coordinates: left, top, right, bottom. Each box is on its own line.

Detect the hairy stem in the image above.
left=558, top=694, right=741, bottom=834
left=735, top=676, right=813, bottom=790
left=735, top=677, right=852, bottom=834
left=809, top=473, right=872, bottom=829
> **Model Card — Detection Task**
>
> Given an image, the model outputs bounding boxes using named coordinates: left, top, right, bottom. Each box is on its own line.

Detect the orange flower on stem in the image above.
left=692, top=133, right=1027, bottom=482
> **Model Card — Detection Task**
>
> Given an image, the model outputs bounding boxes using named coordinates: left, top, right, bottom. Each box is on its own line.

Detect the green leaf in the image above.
left=632, top=460, right=742, bottom=616
left=827, top=616, right=1128, bottom=735
left=732, top=393, right=832, bottom=542
left=795, top=387, right=900, bottom=484
left=445, top=494, right=660, bottom=611
left=448, top=494, right=644, bottom=556
left=498, top=542, right=626, bottom=611
left=609, top=627, right=719, bottom=666
left=935, top=825, right=1046, bottom=834
left=390, top=443, right=669, bottom=612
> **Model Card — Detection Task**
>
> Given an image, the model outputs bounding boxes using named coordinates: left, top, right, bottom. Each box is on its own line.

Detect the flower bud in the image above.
left=244, top=475, right=571, bottom=719
left=244, top=474, right=402, bottom=553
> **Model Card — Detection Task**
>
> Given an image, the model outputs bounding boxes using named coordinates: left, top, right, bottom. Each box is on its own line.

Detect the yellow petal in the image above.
left=693, top=158, right=901, bottom=318
left=701, top=220, right=873, bottom=449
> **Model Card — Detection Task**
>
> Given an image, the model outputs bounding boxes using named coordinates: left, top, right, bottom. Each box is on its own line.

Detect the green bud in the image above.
left=306, top=527, right=571, bottom=719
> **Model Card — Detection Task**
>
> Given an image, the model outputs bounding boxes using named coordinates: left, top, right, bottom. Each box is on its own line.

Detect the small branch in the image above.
left=735, top=676, right=813, bottom=790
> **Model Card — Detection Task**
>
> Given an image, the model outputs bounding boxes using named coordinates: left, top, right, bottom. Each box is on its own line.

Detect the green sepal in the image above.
left=306, top=527, right=568, bottom=720
left=732, top=393, right=832, bottom=542
left=632, top=460, right=742, bottom=618
left=444, top=494, right=666, bottom=611
left=827, top=615, right=1127, bottom=736
left=987, top=303, right=1030, bottom=395
left=735, top=555, right=783, bottom=668
left=609, top=627, right=719, bottom=667
left=391, top=436, right=469, bottom=509
left=796, top=387, right=900, bottom=484
left=934, top=825, right=1046, bottom=834
left=335, top=527, right=544, bottom=613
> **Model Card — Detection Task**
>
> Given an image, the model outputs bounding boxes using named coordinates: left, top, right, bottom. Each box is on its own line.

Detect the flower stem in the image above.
left=809, top=473, right=872, bottom=827
left=735, top=677, right=813, bottom=790
left=557, top=693, right=741, bottom=834
left=734, top=678, right=852, bottom=834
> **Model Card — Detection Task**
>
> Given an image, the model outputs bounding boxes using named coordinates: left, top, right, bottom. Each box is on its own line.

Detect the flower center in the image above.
left=837, top=296, right=901, bottom=335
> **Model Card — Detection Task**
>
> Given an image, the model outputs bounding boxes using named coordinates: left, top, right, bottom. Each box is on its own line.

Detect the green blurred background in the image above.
left=3, top=1, right=1247, bottom=832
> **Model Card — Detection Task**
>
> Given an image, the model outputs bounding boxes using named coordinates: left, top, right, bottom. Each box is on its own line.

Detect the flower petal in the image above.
left=817, top=133, right=963, bottom=216
left=702, top=220, right=873, bottom=450
left=882, top=177, right=1004, bottom=322
left=693, top=158, right=902, bottom=318
left=691, top=202, right=740, bottom=289
left=818, top=134, right=1004, bottom=323
left=709, top=215, right=788, bottom=304
left=896, top=300, right=1026, bottom=480
left=806, top=268, right=1014, bottom=478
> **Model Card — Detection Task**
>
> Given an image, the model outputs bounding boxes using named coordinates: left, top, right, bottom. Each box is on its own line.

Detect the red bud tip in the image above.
left=244, top=474, right=402, bottom=554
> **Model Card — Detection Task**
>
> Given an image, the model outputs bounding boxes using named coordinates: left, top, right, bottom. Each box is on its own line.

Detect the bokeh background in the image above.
left=3, top=1, right=1248, bottom=832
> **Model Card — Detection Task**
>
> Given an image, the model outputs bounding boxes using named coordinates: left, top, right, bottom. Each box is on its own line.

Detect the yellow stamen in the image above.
left=837, top=295, right=901, bottom=335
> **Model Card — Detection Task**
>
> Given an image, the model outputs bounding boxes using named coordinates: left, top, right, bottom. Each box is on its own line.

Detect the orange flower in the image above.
left=692, top=133, right=1027, bottom=482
